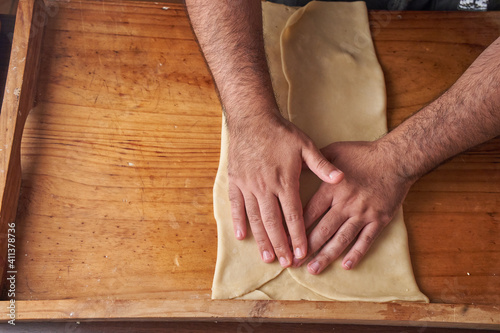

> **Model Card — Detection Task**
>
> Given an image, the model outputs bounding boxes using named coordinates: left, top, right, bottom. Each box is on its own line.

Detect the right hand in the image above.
left=293, top=140, right=413, bottom=274
left=227, top=111, right=344, bottom=267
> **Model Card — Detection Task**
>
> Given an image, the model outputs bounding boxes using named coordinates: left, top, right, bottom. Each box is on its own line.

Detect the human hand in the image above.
left=293, top=140, right=414, bottom=274
left=227, top=112, right=344, bottom=268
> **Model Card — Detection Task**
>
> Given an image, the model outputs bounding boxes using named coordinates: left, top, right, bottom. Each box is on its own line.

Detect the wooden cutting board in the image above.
left=0, top=0, right=498, bottom=328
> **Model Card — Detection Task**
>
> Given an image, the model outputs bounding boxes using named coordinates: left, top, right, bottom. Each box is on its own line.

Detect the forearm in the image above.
left=382, top=37, right=500, bottom=181
left=185, top=0, right=279, bottom=127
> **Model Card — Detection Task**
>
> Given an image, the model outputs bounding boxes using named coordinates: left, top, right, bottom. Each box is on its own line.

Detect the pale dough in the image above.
left=212, top=1, right=429, bottom=303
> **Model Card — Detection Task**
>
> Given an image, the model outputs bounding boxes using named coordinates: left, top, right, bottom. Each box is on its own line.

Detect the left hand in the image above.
left=227, top=112, right=343, bottom=267
left=293, top=140, right=414, bottom=274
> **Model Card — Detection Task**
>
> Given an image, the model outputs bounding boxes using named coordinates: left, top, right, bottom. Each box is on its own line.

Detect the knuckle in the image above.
left=380, top=214, right=393, bottom=225
left=262, top=218, right=280, bottom=231
left=351, top=247, right=364, bottom=258
left=362, top=233, right=375, bottom=246
left=228, top=194, right=242, bottom=206
left=227, top=169, right=237, bottom=179
left=254, top=178, right=268, bottom=193
left=371, top=208, right=392, bottom=225
left=228, top=185, right=241, bottom=199
left=272, top=242, right=288, bottom=254
left=290, top=234, right=305, bottom=246
left=231, top=215, right=245, bottom=224
left=318, top=225, right=331, bottom=238
left=336, top=232, right=351, bottom=246
left=255, top=238, right=269, bottom=249
left=305, top=200, right=326, bottom=219
left=319, top=250, right=333, bottom=264
left=315, top=158, right=329, bottom=171
left=285, top=213, right=302, bottom=224
left=227, top=167, right=243, bottom=182
left=277, top=175, right=294, bottom=190
left=247, top=214, right=261, bottom=226
left=248, top=177, right=268, bottom=196
left=302, top=138, right=315, bottom=150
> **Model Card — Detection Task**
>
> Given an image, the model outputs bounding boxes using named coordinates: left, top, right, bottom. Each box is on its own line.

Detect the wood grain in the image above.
left=0, top=0, right=46, bottom=288
left=8, top=297, right=500, bottom=329
left=369, top=10, right=500, bottom=306
left=7, top=0, right=220, bottom=302
left=0, top=0, right=498, bottom=328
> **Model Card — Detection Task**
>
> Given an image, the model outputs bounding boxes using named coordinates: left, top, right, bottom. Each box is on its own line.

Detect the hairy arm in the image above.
left=299, top=37, right=500, bottom=274
left=185, top=1, right=343, bottom=267
left=386, top=37, right=500, bottom=181
left=185, top=1, right=276, bottom=124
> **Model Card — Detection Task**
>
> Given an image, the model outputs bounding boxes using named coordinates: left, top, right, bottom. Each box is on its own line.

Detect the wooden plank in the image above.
left=1, top=298, right=499, bottom=329
left=0, top=0, right=498, bottom=328
left=0, top=0, right=46, bottom=288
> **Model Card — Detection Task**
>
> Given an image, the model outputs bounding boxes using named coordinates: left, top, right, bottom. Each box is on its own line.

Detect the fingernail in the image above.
left=236, top=230, right=243, bottom=239
left=279, top=257, right=289, bottom=267
left=329, top=170, right=343, bottom=180
left=263, top=251, right=273, bottom=262
left=295, top=247, right=304, bottom=259
left=308, top=260, right=320, bottom=274
left=344, top=260, right=353, bottom=270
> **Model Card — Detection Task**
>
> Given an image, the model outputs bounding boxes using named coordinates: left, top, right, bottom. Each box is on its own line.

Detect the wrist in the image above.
left=225, top=101, right=283, bottom=133
left=373, top=136, right=420, bottom=187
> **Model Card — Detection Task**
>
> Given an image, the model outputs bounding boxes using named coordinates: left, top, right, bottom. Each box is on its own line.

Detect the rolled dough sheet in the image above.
left=211, top=1, right=428, bottom=303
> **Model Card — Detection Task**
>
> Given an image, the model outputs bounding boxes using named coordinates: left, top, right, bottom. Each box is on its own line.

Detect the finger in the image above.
left=228, top=183, right=246, bottom=240
left=342, top=222, right=382, bottom=270
left=307, top=217, right=364, bottom=275
left=292, top=208, right=345, bottom=267
left=279, top=189, right=307, bottom=260
left=302, top=145, right=343, bottom=184
left=303, top=184, right=333, bottom=230
left=257, top=194, right=293, bottom=268
left=244, top=194, right=275, bottom=263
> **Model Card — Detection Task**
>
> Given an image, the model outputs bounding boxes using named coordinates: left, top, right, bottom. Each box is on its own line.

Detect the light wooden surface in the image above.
left=0, top=0, right=499, bottom=328
left=0, top=0, right=45, bottom=286
left=374, top=11, right=500, bottom=306
left=6, top=0, right=220, bottom=302
left=6, top=297, right=500, bottom=329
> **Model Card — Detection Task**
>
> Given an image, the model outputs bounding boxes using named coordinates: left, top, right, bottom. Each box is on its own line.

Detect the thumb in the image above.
left=302, top=145, right=344, bottom=184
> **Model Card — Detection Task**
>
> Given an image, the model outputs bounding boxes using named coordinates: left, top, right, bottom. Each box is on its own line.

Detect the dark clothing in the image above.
left=269, top=0, right=499, bottom=11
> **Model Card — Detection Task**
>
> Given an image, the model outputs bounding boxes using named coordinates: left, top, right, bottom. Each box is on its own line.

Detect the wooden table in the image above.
left=0, top=0, right=498, bottom=329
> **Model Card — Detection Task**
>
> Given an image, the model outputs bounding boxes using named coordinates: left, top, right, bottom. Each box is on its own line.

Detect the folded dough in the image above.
left=212, top=1, right=428, bottom=303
